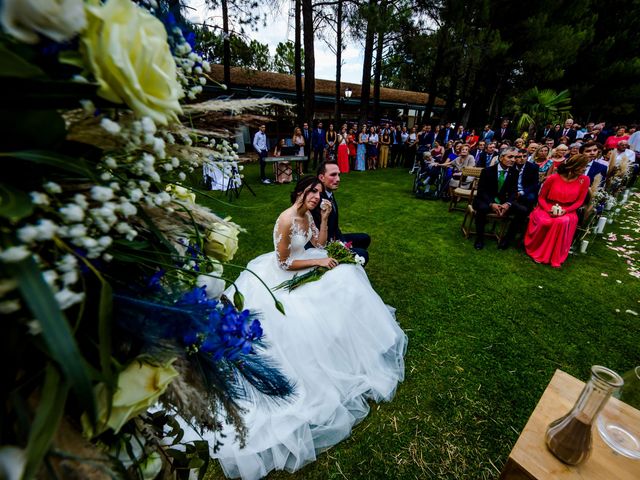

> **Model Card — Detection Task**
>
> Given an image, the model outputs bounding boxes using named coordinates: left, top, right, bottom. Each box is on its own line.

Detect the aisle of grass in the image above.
left=202, top=163, right=639, bottom=479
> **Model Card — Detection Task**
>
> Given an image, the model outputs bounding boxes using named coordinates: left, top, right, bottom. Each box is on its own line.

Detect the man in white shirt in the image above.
left=253, top=124, right=271, bottom=184
left=608, top=140, right=636, bottom=173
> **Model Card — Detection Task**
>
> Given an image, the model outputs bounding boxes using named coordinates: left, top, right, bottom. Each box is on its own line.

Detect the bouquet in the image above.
left=274, top=241, right=365, bottom=292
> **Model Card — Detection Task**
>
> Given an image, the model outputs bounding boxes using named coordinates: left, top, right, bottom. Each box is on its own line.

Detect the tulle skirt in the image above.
left=180, top=248, right=407, bottom=479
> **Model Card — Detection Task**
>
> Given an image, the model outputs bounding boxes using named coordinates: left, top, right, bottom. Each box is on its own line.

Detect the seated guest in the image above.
left=532, top=145, right=554, bottom=180
left=569, top=142, right=582, bottom=157
left=498, top=149, right=540, bottom=249
left=524, top=154, right=590, bottom=268
left=581, top=141, right=608, bottom=188
left=608, top=139, right=635, bottom=175
left=550, top=144, right=569, bottom=170
left=525, top=142, right=539, bottom=162
left=472, top=147, right=520, bottom=250
left=431, top=141, right=444, bottom=161
left=448, top=144, right=476, bottom=193
left=476, top=141, right=498, bottom=167
left=604, top=126, right=629, bottom=151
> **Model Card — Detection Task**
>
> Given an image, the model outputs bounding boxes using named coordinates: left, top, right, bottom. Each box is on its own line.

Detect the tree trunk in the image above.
left=424, top=29, right=446, bottom=122
left=441, top=71, right=458, bottom=123
left=372, top=30, right=384, bottom=123
left=294, top=0, right=304, bottom=124
left=334, top=0, right=343, bottom=124
left=303, top=0, right=315, bottom=122
left=221, top=0, right=231, bottom=87
left=359, top=8, right=375, bottom=125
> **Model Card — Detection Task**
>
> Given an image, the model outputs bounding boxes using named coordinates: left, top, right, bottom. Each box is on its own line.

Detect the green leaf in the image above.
left=0, top=150, right=92, bottom=177
left=22, top=365, right=70, bottom=480
left=9, top=257, right=96, bottom=421
left=0, top=43, right=46, bottom=79
left=233, top=290, right=244, bottom=310
left=0, top=182, right=34, bottom=222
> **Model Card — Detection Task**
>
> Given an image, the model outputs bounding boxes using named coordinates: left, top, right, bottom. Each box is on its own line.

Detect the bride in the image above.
left=185, top=176, right=407, bottom=479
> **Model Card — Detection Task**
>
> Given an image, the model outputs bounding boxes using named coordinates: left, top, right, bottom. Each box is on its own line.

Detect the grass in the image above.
left=201, top=163, right=639, bottom=479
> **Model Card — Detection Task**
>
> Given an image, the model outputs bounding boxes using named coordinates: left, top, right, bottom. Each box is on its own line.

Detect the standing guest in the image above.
left=325, top=124, right=337, bottom=161
left=416, top=125, right=434, bottom=166
left=453, top=124, right=467, bottom=142
left=311, top=121, right=326, bottom=168
left=336, top=126, right=350, bottom=173
left=436, top=122, right=454, bottom=145
left=302, top=122, right=311, bottom=156
left=494, top=118, right=515, bottom=144
left=472, top=147, right=520, bottom=250
left=466, top=129, right=479, bottom=149
left=604, top=126, right=630, bottom=151
left=540, top=123, right=554, bottom=142
left=311, top=161, right=371, bottom=264
left=480, top=124, right=495, bottom=142
left=253, top=124, right=271, bottom=184
left=379, top=128, right=391, bottom=168
left=559, top=118, right=577, bottom=143
left=544, top=137, right=555, bottom=151
left=355, top=125, right=368, bottom=171
left=399, top=126, right=409, bottom=167
left=292, top=127, right=306, bottom=175
left=524, top=154, right=590, bottom=267
left=581, top=141, right=608, bottom=188
left=628, top=124, right=640, bottom=153
left=550, top=124, right=562, bottom=145
left=407, top=127, right=418, bottom=170
left=367, top=126, right=379, bottom=170
left=347, top=127, right=357, bottom=170
left=388, top=125, right=399, bottom=167
left=471, top=140, right=486, bottom=165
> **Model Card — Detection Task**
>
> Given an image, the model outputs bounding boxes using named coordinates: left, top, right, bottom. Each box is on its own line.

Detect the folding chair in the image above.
left=449, top=166, right=483, bottom=212
left=461, top=204, right=510, bottom=242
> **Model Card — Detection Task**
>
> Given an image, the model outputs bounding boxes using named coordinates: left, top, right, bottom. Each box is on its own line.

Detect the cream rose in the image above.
left=0, top=0, right=86, bottom=44
left=204, top=223, right=240, bottom=262
left=81, top=0, right=183, bottom=125
left=165, top=184, right=196, bottom=203
left=85, top=359, right=178, bottom=435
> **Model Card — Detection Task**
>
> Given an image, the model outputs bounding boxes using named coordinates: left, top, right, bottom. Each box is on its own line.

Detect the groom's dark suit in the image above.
left=311, top=190, right=371, bottom=265
left=472, top=163, right=520, bottom=245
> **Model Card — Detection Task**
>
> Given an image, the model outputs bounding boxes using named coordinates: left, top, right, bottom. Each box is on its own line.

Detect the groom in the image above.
left=311, top=161, right=371, bottom=265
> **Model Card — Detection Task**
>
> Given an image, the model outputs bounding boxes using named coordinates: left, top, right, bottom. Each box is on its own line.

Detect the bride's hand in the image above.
left=320, top=199, right=332, bottom=219
left=317, top=257, right=338, bottom=269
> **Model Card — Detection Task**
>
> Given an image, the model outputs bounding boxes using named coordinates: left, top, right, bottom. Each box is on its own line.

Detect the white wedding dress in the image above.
left=182, top=212, right=407, bottom=479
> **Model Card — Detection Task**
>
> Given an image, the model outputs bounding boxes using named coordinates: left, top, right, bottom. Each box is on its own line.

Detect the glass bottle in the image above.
left=545, top=365, right=624, bottom=465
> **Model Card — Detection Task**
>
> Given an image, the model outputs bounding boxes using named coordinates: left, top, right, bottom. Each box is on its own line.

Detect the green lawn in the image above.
left=201, top=163, right=639, bottom=479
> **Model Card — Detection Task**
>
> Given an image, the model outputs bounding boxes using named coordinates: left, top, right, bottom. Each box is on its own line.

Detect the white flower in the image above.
left=141, top=116, right=156, bottom=135
left=118, top=201, right=137, bottom=217
left=100, top=117, right=121, bottom=134
left=105, top=157, right=118, bottom=169
left=0, top=299, right=21, bottom=314
left=42, top=269, right=58, bottom=287
left=74, top=193, right=88, bottom=209
left=103, top=253, right=113, bottom=262
left=55, top=288, right=85, bottom=310
left=139, top=181, right=151, bottom=191
left=178, top=172, right=186, bottom=181
left=34, top=219, right=57, bottom=241
left=162, top=163, right=173, bottom=171
left=60, top=204, right=85, bottom=223
left=100, top=172, right=113, bottom=181
left=354, top=254, right=365, bottom=266
left=30, top=191, right=49, bottom=206
left=57, top=254, right=78, bottom=273
left=17, top=225, right=38, bottom=243
left=43, top=181, right=62, bottom=194
left=62, top=270, right=78, bottom=286
left=0, top=0, right=86, bottom=44
left=91, top=186, right=114, bottom=202
left=152, top=137, right=166, bottom=158
left=153, top=192, right=171, bottom=206
left=196, top=274, right=225, bottom=299
left=202, top=60, right=211, bottom=72
left=0, top=246, right=31, bottom=263
left=80, top=99, right=96, bottom=115
left=171, top=157, right=180, bottom=168
left=129, top=189, right=144, bottom=202
left=98, top=236, right=113, bottom=248
left=232, top=143, right=239, bottom=149
left=68, top=224, right=87, bottom=238
left=199, top=77, right=206, bottom=86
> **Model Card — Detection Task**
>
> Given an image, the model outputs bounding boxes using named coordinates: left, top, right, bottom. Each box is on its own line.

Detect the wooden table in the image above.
left=500, top=369, right=640, bottom=479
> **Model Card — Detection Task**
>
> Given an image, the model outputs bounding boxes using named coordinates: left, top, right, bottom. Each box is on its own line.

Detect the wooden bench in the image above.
left=500, top=369, right=640, bottom=479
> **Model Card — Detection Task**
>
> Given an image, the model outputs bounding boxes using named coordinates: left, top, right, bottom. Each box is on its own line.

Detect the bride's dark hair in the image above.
left=290, top=175, right=323, bottom=204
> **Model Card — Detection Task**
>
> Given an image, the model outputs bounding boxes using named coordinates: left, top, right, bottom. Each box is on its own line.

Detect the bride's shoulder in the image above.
left=274, top=209, right=296, bottom=230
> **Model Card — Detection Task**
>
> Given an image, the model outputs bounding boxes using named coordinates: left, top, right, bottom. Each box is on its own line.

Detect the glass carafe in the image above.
left=545, top=365, right=624, bottom=465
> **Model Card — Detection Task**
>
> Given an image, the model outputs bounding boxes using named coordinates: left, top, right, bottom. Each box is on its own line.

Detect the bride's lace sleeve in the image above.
left=273, top=216, right=294, bottom=270
left=307, top=212, right=322, bottom=247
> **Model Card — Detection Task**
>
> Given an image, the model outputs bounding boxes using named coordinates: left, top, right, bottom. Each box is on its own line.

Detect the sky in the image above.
left=185, top=0, right=365, bottom=84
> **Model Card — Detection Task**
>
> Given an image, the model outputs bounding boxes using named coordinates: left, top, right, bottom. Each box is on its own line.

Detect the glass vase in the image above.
left=545, top=365, right=624, bottom=465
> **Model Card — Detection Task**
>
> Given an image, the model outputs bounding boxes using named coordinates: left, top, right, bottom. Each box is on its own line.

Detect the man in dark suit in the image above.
left=500, top=149, right=540, bottom=249
left=302, top=121, right=311, bottom=171
left=471, top=140, right=486, bottom=165
left=480, top=124, right=494, bottom=142
left=436, top=122, right=454, bottom=144
left=494, top=119, right=515, bottom=144
left=311, top=121, right=326, bottom=168
left=540, top=123, right=553, bottom=142
left=558, top=118, right=577, bottom=144
left=475, top=141, right=498, bottom=168
left=581, top=141, right=608, bottom=187
left=311, top=161, right=371, bottom=264
left=472, top=147, right=520, bottom=250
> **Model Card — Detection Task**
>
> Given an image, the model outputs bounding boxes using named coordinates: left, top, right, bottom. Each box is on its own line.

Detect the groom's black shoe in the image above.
left=474, top=239, right=484, bottom=250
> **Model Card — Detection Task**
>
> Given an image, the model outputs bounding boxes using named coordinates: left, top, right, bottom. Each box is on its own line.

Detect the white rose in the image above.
left=196, top=274, right=225, bottom=300
left=204, top=223, right=239, bottom=262
left=0, top=0, right=86, bottom=44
